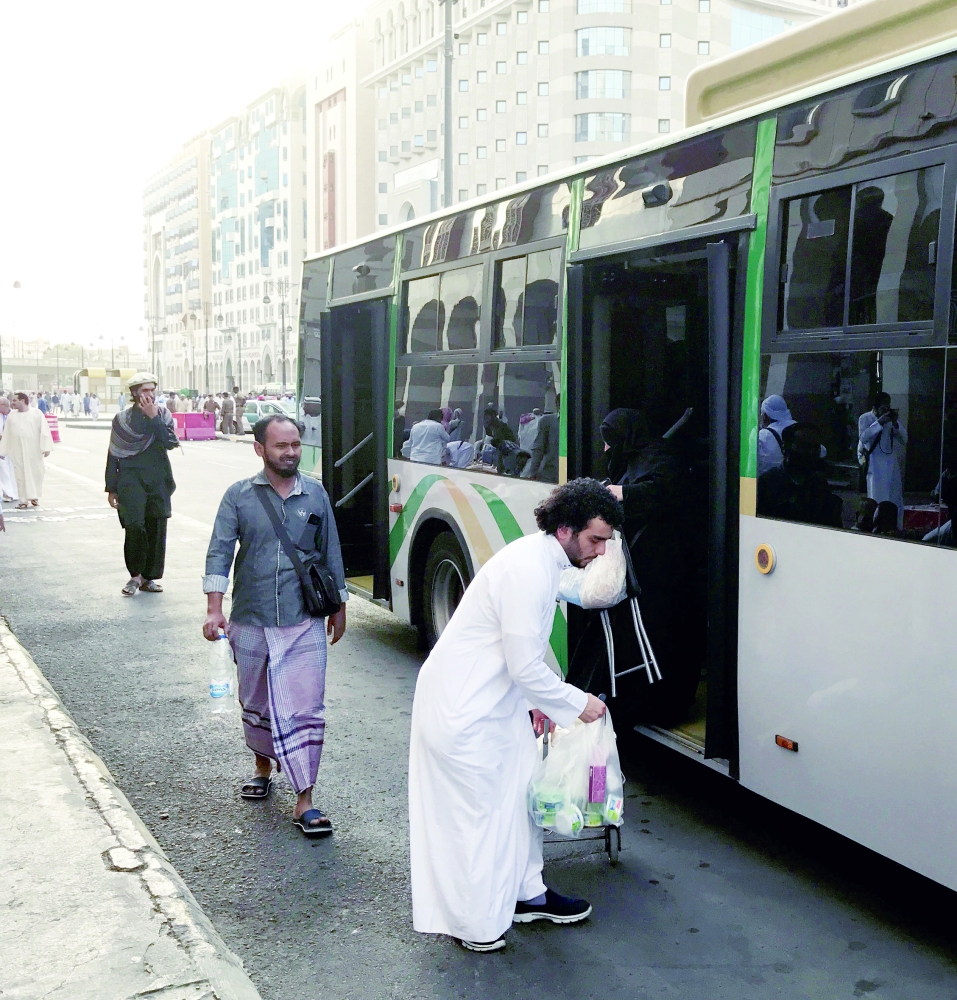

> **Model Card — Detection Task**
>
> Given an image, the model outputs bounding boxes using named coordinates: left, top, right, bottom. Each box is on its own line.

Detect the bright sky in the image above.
left=0, top=0, right=362, bottom=356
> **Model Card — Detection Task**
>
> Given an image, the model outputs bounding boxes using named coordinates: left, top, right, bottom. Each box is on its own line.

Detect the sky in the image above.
left=0, top=0, right=364, bottom=357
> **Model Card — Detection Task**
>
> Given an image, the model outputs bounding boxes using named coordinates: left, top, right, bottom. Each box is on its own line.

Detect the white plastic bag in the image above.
left=557, top=537, right=627, bottom=609
left=528, top=711, right=625, bottom=836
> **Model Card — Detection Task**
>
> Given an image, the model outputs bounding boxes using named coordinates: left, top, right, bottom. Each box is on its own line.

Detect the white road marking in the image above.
left=55, top=445, right=90, bottom=454
left=45, top=463, right=98, bottom=485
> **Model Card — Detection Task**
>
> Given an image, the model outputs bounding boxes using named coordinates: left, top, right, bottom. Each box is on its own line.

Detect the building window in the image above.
left=658, top=118, right=671, bottom=132
left=577, top=0, right=632, bottom=10
left=416, top=66, right=424, bottom=78
left=477, top=70, right=488, bottom=82
left=459, top=188, right=469, bottom=200
left=459, top=116, right=469, bottom=128
left=402, top=73, right=411, bottom=84
left=378, top=182, right=388, bottom=193
left=477, top=146, right=488, bottom=158
left=415, top=100, right=424, bottom=112
left=428, top=94, right=438, bottom=106
left=414, top=134, right=424, bottom=146
left=427, top=59, right=437, bottom=71
left=459, top=152, right=469, bottom=165
left=497, top=21, right=507, bottom=33
left=577, top=27, right=631, bottom=56
left=517, top=9, right=528, bottom=22
left=660, top=33, right=671, bottom=47
left=698, top=40, right=710, bottom=54
left=379, top=151, right=387, bottom=161
left=477, top=107, right=488, bottom=120
left=496, top=138, right=507, bottom=151
left=538, top=164, right=548, bottom=176
left=378, top=119, right=387, bottom=130
left=379, top=214, right=388, bottom=224
left=401, top=140, right=411, bottom=152
left=378, top=86, right=387, bottom=97
left=391, top=112, right=399, bottom=123
left=495, top=177, right=506, bottom=189
left=516, top=90, right=527, bottom=104
left=477, top=183, right=488, bottom=195
left=459, top=42, right=469, bottom=54
left=283, top=173, right=288, bottom=186
left=427, top=129, right=437, bottom=141
left=537, top=123, right=548, bottom=137
left=659, top=76, right=671, bottom=90
left=699, top=0, right=710, bottom=10
left=459, top=79, right=469, bottom=91
left=496, top=61, right=507, bottom=74
left=496, top=100, right=507, bottom=113
left=391, top=145, right=399, bottom=156
left=402, top=107, right=411, bottom=118
left=538, top=41, right=549, bottom=54
left=477, top=32, right=487, bottom=44
left=660, top=0, right=671, bottom=4
left=516, top=131, right=527, bottom=144
left=517, top=51, right=528, bottom=64
left=575, top=69, right=631, bottom=99
left=574, top=111, right=630, bottom=142
left=539, top=0, right=549, bottom=10
left=538, top=82, right=549, bottom=96
left=516, top=171, right=527, bottom=182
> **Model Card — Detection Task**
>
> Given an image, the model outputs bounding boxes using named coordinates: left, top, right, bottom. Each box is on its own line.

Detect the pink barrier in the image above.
left=45, top=413, right=60, bottom=444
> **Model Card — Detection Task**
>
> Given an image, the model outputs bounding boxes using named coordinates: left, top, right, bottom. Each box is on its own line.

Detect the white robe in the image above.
left=0, top=412, right=18, bottom=500
left=409, top=531, right=588, bottom=943
left=0, top=408, right=53, bottom=500
left=859, top=411, right=907, bottom=528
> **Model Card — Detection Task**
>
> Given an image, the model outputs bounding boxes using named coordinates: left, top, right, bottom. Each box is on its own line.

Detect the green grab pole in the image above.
left=740, top=116, right=777, bottom=480
left=559, top=178, right=584, bottom=476
left=388, top=235, right=403, bottom=458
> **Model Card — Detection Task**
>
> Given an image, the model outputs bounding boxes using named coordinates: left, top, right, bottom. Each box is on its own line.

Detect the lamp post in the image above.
left=1, top=280, right=21, bottom=392
left=203, top=301, right=210, bottom=393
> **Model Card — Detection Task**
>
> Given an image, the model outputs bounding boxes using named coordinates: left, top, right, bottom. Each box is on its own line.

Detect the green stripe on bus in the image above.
left=389, top=473, right=447, bottom=562
left=470, top=482, right=524, bottom=542
left=740, top=116, right=777, bottom=479
left=549, top=606, right=568, bottom=677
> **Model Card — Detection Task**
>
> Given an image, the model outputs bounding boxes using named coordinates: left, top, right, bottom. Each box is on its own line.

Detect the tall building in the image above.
left=305, top=20, right=377, bottom=256
left=362, top=0, right=845, bottom=227
left=142, top=135, right=213, bottom=389
left=208, top=78, right=308, bottom=392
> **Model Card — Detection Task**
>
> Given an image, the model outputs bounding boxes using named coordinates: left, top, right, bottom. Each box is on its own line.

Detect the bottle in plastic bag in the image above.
left=208, top=635, right=237, bottom=713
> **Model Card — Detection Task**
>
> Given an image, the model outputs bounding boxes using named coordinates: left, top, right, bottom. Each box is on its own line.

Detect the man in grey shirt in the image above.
left=203, top=414, right=348, bottom=836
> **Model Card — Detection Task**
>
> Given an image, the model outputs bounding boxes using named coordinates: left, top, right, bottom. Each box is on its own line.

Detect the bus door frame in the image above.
left=566, top=235, right=743, bottom=770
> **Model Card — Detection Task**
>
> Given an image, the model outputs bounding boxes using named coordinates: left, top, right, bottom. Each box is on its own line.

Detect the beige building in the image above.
left=361, top=0, right=852, bottom=227
left=142, top=134, right=213, bottom=390
left=305, top=20, right=378, bottom=255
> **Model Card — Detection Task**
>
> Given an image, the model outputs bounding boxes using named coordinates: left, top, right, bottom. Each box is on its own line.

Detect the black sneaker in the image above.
left=458, top=935, right=507, bottom=952
left=513, top=888, right=592, bottom=925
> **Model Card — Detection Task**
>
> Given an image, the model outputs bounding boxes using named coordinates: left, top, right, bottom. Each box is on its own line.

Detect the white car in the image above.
left=241, top=399, right=288, bottom=433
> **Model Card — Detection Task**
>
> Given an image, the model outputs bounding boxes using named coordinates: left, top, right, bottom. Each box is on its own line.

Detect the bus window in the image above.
left=778, top=166, right=942, bottom=333
left=756, top=348, right=946, bottom=541
left=492, top=248, right=562, bottom=349
left=440, top=264, right=483, bottom=350
left=330, top=237, right=395, bottom=298
left=404, top=275, right=441, bottom=352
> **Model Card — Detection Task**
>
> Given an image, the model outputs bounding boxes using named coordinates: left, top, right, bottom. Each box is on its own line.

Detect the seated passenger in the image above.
left=872, top=500, right=900, bottom=536
left=483, top=405, right=518, bottom=475
left=407, top=409, right=450, bottom=466
left=757, top=423, right=843, bottom=528
left=854, top=497, right=878, bottom=533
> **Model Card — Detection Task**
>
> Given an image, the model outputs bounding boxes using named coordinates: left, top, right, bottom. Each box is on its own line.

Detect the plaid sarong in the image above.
left=229, top=618, right=327, bottom=793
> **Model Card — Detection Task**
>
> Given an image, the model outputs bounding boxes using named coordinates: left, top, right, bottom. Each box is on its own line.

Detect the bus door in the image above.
left=320, top=298, right=391, bottom=603
left=567, top=239, right=738, bottom=767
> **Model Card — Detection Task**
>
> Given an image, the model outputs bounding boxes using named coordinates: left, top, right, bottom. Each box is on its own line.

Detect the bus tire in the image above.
left=421, top=531, right=470, bottom=650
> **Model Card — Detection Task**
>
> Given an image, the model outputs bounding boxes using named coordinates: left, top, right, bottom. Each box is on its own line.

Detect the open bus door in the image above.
left=320, top=299, right=392, bottom=603
left=567, top=237, right=740, bottom=770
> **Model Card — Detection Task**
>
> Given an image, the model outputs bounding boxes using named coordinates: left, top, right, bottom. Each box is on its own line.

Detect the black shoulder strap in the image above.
left=767, top=427, right=783, bottom=450
left=254, top=487, right=313, bottom=592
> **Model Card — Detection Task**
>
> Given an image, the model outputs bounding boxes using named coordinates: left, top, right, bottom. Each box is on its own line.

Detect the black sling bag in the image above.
left=255, top=488, right=342, bottom=619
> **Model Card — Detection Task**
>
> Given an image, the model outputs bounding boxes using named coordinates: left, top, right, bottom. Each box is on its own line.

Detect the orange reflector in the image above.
left=755, top=543, right=776, bottom=575
left=775, top=734, right=798, bottom=752
left=389, top=503, right=403, bottom=513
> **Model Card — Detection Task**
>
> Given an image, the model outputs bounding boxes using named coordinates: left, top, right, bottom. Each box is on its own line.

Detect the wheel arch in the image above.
left=407, top=509, right=476, bottom=629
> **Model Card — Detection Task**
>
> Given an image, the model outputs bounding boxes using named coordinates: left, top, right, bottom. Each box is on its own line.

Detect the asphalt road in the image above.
left=2, top=420, right=957, bottom=1000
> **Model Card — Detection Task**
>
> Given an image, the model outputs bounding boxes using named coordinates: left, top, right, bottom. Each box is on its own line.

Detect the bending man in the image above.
left=106, top=372, right=179, bottom=597
left=409, top=478, right=621, bottom=952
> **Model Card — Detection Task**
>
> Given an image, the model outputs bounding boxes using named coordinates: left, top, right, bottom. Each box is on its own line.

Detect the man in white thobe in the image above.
left=407, top=410, right=450, bottom=465
left=859, top=392, right=907, bottom=529
left=0, top=398, right=18, bottom=502
left=0, top=393, right=54, bottom=507
left=409, top=478, right=622, bottom=952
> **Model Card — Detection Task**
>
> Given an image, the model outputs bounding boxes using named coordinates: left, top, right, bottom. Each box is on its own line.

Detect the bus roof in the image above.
left=302, top=0, right=957, bottom=269
left=685, top=0, right=957, bottom=126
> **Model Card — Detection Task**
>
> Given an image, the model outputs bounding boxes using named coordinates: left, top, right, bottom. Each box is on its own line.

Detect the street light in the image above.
left=2, top=280, right=22, bottom=392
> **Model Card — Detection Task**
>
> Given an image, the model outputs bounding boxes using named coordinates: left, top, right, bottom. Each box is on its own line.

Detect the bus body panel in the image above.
left=738, top=513, right=957, bottom=892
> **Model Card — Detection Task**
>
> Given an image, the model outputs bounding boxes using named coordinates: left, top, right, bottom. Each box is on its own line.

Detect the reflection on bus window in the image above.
left=402, top=266, right=483, bottom=354
left=301, top=398, right=321, bottom=447
left=756, top=348, right=952, bottom=545
left=405, top=275, right=441, bottom=351
left=493, top=248, right=562, bottom=349
left=393, top=361, right=561, bottom=481
left=777, top=166, right=941, bottom=333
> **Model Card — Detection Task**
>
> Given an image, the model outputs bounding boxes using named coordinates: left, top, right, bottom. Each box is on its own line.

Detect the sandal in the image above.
left=240, top=775, right=272, bottom=800
left=293, top=808, right=333, bottom=837
left=15, top=503, right=29, bottom=510
left=30, top=499, right=39, bottom=507
left=139, top=580, right=163, bottom=592
left=121, top=579, right=140, bottom=597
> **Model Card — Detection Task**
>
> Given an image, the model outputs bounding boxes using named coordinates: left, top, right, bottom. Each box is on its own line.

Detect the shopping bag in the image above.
left=528, top=711, right=625, bottom=837
left=557, top=537, right=628, bottom=609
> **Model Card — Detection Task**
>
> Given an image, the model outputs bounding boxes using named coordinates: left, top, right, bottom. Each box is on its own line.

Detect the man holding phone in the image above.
left=859, top=391, right=908, bottom=530
left=106, top=372, right=179, bottom=597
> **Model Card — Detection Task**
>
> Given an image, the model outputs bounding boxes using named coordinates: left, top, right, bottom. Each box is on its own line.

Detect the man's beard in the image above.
left=561, top=532, right=590, bottom=568
left=265, top=455, right=300, bottom=479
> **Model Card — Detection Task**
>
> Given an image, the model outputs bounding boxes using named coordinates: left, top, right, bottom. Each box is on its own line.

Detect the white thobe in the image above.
left=0, top=408, right=53, bottom=500
left=0, top=412, right=18, bottom=500
left=409, top=531, right=588, bottom=943
left=408, top=419, right=450, bottom=465
left=859, top=412, right=907, bottom=528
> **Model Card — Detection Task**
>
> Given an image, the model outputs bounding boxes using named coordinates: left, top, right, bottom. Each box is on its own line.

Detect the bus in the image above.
left=298, top=0, right=957, bottom=892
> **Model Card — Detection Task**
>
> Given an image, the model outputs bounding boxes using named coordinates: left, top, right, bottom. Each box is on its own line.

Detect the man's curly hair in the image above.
left=534, top=478, right=623, bottom=535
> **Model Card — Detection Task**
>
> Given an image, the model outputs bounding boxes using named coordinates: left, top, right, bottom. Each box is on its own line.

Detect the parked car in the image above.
left=242, top=399, right=287, bottom=433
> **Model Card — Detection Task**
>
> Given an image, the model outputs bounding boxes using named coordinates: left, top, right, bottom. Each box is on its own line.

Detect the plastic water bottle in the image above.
left=208, top=635, right=237, bottom=713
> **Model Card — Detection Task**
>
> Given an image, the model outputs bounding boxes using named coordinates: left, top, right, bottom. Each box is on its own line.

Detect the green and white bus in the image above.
left=299, top=0, right=957, bottom=891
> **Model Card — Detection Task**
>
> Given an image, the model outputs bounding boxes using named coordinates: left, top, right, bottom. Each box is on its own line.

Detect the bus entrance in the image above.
left=568, top=239, right=737, bottom=766
left=320, top=298, right=392, bottom=602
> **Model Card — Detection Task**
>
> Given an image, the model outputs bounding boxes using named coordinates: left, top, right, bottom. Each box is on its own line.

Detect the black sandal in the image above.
left=293, top=808, right=333, bottom=837
left=240, top=775, right=272, bottom=800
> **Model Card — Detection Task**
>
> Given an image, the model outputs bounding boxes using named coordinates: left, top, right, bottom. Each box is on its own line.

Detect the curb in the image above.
left=0, top=618, right=262, bottom=1000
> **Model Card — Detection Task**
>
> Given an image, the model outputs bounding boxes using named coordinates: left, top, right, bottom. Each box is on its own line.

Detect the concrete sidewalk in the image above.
left=0, top=618, right=262, bottom=1000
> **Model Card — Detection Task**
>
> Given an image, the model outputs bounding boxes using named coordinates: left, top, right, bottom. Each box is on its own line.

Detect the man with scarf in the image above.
left=105, top=372, right=179, bottom=598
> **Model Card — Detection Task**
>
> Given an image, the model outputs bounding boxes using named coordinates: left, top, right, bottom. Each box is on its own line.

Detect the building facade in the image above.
left=142, top=135, right=213, bottom=391
left=305, top=20, right=378, bottom=256
left=362, top=0, right=850, bottom=227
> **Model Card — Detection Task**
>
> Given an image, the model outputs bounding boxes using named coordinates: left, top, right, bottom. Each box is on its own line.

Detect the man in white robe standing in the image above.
left=0, top=398, right=19, bottom=503
left=0, top=392, right=53, bottom=508
left=409, top=478, right=623, bottom=952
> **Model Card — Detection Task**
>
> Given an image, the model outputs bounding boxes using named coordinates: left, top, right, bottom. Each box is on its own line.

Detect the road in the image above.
left=2, top=420, right=957, bottom=1000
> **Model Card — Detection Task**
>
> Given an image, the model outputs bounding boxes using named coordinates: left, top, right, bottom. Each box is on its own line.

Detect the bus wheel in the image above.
left=422, top=532, right=470, bottom=649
